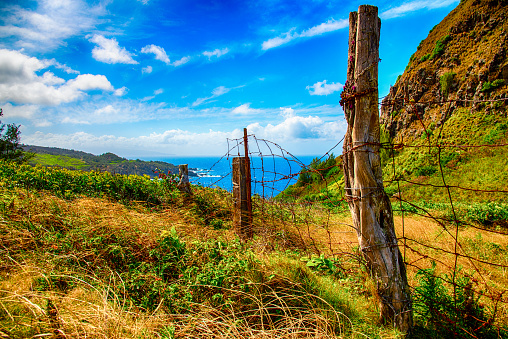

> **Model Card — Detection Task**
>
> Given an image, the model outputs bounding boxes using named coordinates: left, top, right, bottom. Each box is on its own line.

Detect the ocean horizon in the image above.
left=140, top=155, right=319, bottom=197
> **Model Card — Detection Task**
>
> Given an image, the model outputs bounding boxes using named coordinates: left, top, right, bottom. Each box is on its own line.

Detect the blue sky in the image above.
left=0, top=0, right=458, bottom=157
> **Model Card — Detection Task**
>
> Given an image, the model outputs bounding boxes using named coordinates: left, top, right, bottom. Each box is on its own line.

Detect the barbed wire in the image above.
left=191, top=93, right=507, bottom=336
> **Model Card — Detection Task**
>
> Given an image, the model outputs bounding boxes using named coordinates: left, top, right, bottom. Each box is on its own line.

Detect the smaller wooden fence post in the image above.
left=177, top=164, right=192, bottom=195
left=232, top=129, right=253, bottom=240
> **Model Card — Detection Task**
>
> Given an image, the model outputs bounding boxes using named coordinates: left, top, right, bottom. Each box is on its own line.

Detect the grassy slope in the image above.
left=0, top=161, right=507, bottom=338
left=31, top=153, right=88, bottom=169
left=0, top=162, right=392, bottom=338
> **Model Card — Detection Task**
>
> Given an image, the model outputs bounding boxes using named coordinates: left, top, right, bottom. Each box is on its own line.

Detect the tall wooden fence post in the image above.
left=232, top=128, right=253, bottom=240
left=341, top=5, right=412, bottom=333
left=177, top=164, right=192, bottom=195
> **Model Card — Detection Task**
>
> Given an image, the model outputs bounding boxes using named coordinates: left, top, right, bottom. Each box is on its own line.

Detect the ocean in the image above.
left=141, top=155, right=319, bottom=197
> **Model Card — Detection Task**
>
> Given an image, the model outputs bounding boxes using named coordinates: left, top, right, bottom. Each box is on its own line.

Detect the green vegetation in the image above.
left=439, top=71, right=456, bottom=98
left=0, top=160, right=179, bottom=204
left=295, top=154, right=340, bottom=187
left=24, top=144, right=186, bottom=178
left=0, top=164, right=397, bottom=338
left=413, top=263, right=501, bottom=338
left=481, top=79, right=505, bottom=93
left=0, top=109, right=30, bottom=163
left=31, top=153, right=88, bottom=169
left=420, top=53, right=430, bottom=62
left=431, top=34, right=451, bottom=59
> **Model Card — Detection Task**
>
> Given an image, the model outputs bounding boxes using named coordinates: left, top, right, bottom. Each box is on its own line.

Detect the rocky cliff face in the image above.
left=380, top=0, right=508, bottom=141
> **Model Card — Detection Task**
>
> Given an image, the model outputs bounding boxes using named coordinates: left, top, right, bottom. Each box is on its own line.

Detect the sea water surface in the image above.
left=142, top=155, right=319, bottom=197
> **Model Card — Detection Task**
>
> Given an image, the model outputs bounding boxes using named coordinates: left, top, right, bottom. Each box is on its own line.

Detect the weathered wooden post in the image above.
left=341, top=5, right=412, bottom=333
left=177, top=164, right=192, bottom=195
left=232, top=128, right=253, bottom=240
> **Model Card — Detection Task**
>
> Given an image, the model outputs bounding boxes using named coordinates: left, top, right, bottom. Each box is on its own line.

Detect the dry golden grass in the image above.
left=0, top=189, right=389, bottom=338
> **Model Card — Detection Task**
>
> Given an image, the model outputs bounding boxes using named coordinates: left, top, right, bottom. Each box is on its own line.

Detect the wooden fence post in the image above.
left=177, top=164, right=192, bottom=195
left=232, top=157, right=253, bottom=240
left=341, top=5, right=412, bottom=333
left=232, top=128, right=253, bottom=240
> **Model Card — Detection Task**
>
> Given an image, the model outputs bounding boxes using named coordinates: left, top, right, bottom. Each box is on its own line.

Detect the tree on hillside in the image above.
left=0, top=108, right=30, bottom=163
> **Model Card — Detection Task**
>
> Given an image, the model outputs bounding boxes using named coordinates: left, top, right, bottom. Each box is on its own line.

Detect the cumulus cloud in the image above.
left=306, top=80, right=343, bottom=96
left=67, top=74, right=114, bottom=91
left=247, top=107, right=344, bottom=140
left=142, top=65, right=153, bottom=74
left=0, top=102, right=38, bottom=119
left=380, top=0, right=459, bottom=19
left=203, top=48, right=229, bottom=59
left=262, top=18, right=348, bottom=50
left=0, top=49, right=117, bottom=105
left=20, top=104, right=346, bottom=156
left=89, top=35, right=138, bottom=64
left=141, top=44, right=170, bottom=64
left=0, top=0, right=101, bottom=51
left=21, top=129, right=238, bottom=156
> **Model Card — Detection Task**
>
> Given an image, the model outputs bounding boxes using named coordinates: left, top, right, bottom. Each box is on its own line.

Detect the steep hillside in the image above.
left=376, top=0, right=508, bottom=203
left=381, top=0, right=507, bottom=140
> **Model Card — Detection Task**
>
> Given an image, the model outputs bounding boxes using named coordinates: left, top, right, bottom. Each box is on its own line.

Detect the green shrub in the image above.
left=415, top=165, right=437, bottom=177
left=431, top=35, right=451, bottom=59
left=413, top=263, right=504, bottom=338
left=481, top=79, right=505, bottom=93
left=420, top=54, right=430, bottom=62
left=483, top=122, right=507, bottom=144
left=440, top=72, right=456, bottom=98
left=465, top=202, right=508, bottom=225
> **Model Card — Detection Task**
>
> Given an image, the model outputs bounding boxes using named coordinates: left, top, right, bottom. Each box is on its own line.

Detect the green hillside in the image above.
left=23, top=144, right=197, bottom=178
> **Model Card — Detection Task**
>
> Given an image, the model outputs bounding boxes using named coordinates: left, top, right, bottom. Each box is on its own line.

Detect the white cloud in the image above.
left=95, top=105, right=118, bottom=115
left=262, top=18, right=348, bottom=50
left=114, top=86, right=128, bottom=96
left=212, top=86, right=230, bottom=96
left=67, top=74, right=114, bottom=91
left=154, top=88, right=164, bottom=95
left=142, top=65, right=153, bottom=74
left=203, top=48, right=229, bottom=59
left=172, top=56, right=190, bottom=67
left=232, top=103, right=261, bottom=115
left=193, top=85, right=232, bottom=107
left=89, top=35, right=138, bottom=65
left=0, top=0, right=101, bottom=51
left=247, top=107, right=344, bottom=140
left=20, top=104, right=346, bottom=156
left=21, top=129, right=237, bottom=156
left=0, top=49, right=117, bottom=105
left=141, top=44, right=170, bottom=64
left=306, top=80, right=343, bottom=96
left=380, top=0, right=459, bottom=19
left=0, top=102, right=38, bottom=119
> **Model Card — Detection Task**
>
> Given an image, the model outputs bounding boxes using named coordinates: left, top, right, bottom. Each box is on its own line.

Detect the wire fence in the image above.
left=192, top=94, right=508, bottom=337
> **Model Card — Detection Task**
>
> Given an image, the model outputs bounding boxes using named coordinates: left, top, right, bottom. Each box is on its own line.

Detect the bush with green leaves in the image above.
left=439, top=72, right=456, bottom=98
left=481, top=79, right=505, bottom=93
left=0, top=160, right=179, bottom=205
left=413, top=263, right=505, bottom=338
left=430, top=35, right=451, bottom=59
